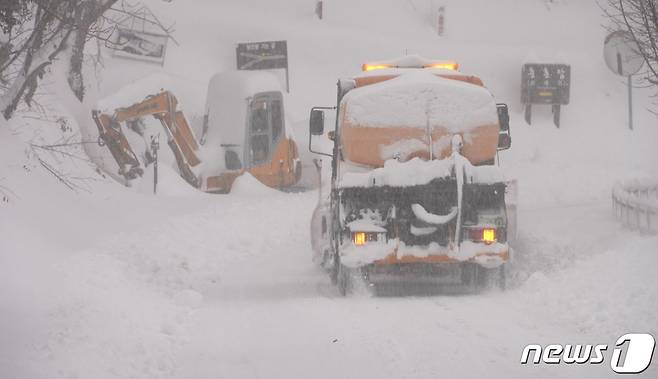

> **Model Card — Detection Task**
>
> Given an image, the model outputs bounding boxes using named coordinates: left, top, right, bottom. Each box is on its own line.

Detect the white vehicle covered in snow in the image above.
left=308, top=56, right=516, bottom=295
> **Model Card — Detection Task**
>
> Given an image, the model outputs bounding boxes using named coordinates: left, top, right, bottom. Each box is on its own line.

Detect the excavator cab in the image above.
left=203, top=71, right=300, bottom=192
left=247, top=92, right=284, bottom=168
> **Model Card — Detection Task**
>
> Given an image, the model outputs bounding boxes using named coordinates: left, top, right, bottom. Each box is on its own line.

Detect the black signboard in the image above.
left=521, top=63, right=570, bottom=105
left=521, top=63, right=571, bottom=128
left=236, top=40, right=289, bottom=91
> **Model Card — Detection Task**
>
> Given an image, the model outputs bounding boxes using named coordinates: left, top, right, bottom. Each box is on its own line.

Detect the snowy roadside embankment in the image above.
left=1, top=109, right=314, bottom=377
left=520, top=235, right=658, bottom=339
left=0, top=115, right=207, bottom=378
left=612, top=178, right=658, bottom=233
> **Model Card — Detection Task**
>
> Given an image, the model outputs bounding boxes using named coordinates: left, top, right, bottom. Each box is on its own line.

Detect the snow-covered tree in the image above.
left=0, top=0, right=118, bottom=120
left=605, top=1, right=658, bottom=102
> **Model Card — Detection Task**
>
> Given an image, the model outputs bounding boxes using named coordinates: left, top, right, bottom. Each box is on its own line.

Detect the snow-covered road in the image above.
left=2, top=168, right=656, bottom=379
left=2, top=0, right=657, bottom=376
left=164, top=191, right=656, bottom=379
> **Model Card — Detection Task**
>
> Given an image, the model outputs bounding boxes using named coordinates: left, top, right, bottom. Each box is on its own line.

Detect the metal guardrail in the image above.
left=612, top=179, right=658, bottom=234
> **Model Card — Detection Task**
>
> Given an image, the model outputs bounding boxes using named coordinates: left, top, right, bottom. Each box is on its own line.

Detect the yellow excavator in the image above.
left=92, top=72, right=301, bottom=193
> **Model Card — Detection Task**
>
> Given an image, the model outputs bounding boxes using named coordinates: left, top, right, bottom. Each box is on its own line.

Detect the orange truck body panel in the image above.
left=340, top=117, right=499, bottom=167
left=341, top=72, right=499, bottom=168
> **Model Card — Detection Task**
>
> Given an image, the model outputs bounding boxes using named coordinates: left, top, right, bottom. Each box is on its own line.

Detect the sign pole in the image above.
left=604, top=31, right=643, bottom=132
left=151, top=135, right=159, bottom=194
left=627, top=75, right=633, bottom=130
left=286, top=67, right=290, bottom=93
left=552, top=104, right=561, bottom=128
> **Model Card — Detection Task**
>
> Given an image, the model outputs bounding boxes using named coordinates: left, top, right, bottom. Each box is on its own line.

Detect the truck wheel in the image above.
left=330, top=253, right=339, bottom=285
left=497, top=264, right=507, bottom=291
left=337, top=263, right=352, bottom=296
left=461, top=263, right=479, bottom=293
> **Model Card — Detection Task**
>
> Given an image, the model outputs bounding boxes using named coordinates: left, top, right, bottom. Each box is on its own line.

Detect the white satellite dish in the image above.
left=604, top=30, right=644, bottom=76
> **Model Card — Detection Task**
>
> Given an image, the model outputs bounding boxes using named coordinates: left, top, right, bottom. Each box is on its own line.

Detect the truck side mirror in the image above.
left=498, top=133, right=511, bottom=150
left=497, top=103, right=510, bottom=132
left=310, top=109, right=325, bottom=135
left=308, top=106, right=335, bottom=157
left=496, top=103, right=511, bottom=150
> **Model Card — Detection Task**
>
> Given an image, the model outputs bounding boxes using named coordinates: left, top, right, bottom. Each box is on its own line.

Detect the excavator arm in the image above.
left=92, top=91, right=202, bottom=187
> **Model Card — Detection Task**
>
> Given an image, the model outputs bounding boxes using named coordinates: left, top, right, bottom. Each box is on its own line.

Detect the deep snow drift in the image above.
left=1, top=0, right=657, bottom=378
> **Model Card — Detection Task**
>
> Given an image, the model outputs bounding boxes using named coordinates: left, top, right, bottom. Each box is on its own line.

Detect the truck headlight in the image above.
left=482, top=228, right=496, bottom=244
left=467, top=227, right=497, bottom=244
left=353, top=232, right=366, bottom=246
left=351, top=231, right=384, bottom=246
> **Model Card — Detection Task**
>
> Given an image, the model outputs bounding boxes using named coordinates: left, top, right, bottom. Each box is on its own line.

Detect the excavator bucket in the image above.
left=92, top=110, right=143, bottom=179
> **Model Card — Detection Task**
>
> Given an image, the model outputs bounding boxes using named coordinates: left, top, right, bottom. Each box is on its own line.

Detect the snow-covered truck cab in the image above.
left=308, top=56, right=514, bottom=295
left=202, top=71, right=301, bottom=193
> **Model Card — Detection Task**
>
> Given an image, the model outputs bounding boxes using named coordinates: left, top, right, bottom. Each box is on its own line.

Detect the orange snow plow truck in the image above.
left=308, top=56, right=516, bottom=295
left=92, top=71, right=301, bottom=193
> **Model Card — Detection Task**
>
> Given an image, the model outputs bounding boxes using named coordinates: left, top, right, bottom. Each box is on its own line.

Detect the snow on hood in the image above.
left=346, top=219, right=386, bottom=233
left=342, top=70, right=497, bottom=133
left=339, top=156, right=505, bottom=188
left=341, top=158, right=452, bottom=188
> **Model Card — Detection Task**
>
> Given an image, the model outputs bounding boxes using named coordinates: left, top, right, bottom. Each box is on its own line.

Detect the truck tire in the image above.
left=330, top=253, right=339, bottom=286
left=497, top=264, right=507, bottom=290
left=337, top=263, right=352, bottom=296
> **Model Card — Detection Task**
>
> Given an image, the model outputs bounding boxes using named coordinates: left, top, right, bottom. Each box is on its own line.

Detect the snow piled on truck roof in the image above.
left=342, top=70, right=498, bottom=132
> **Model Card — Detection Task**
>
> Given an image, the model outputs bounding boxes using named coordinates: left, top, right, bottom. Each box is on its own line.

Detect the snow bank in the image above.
left=517, top=234, right=658, bottom=341
left=612, top=178, right=658, bottom=211
left=342, top=70, right=497, bottom=132
left=97, top=73, right=197, bottom=113
left=131, top=163, right=203, bottom=197
left=229, top=172, right=281, bottom=197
